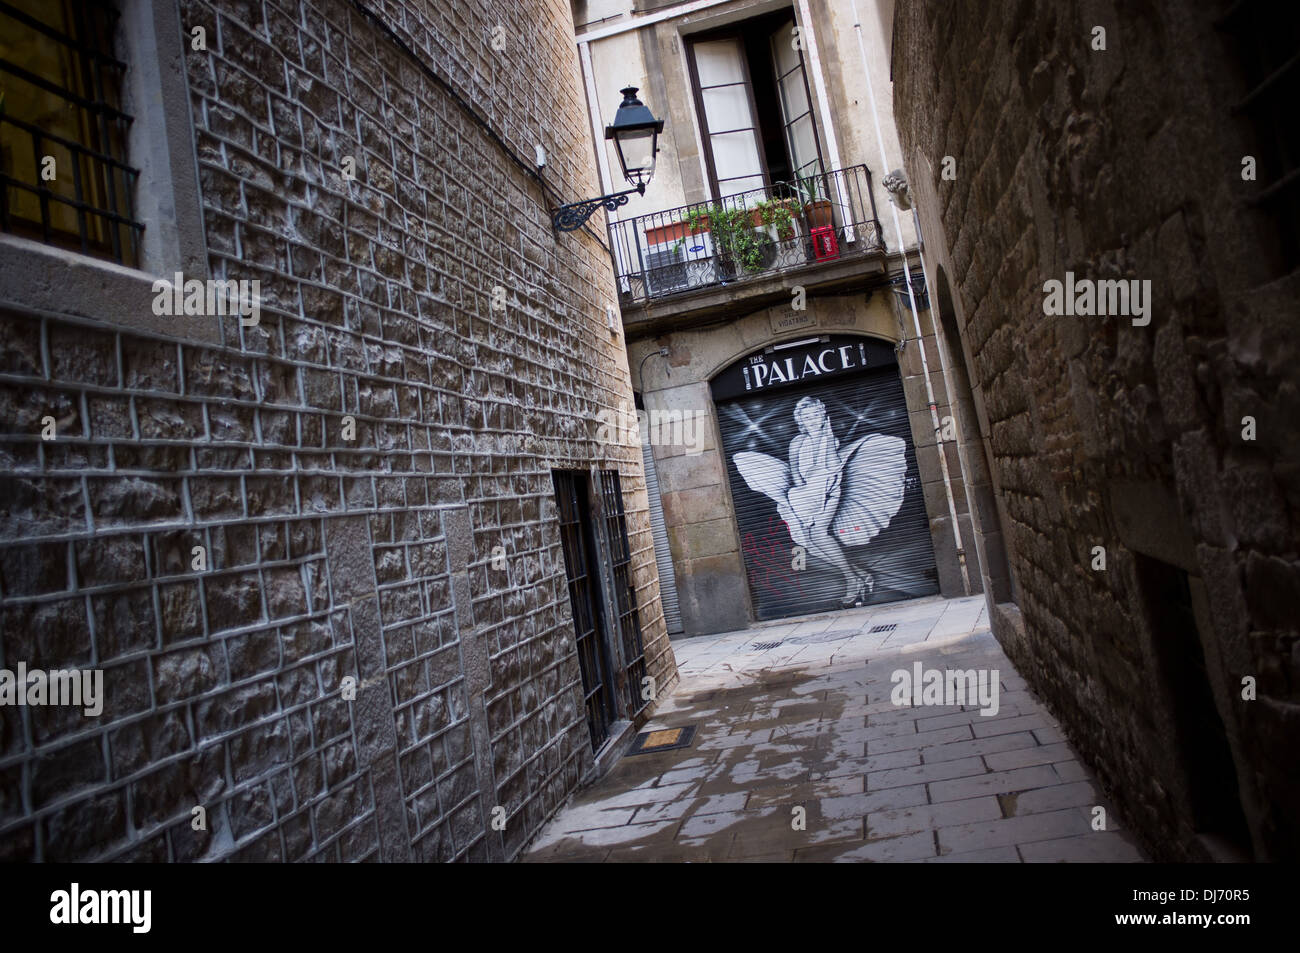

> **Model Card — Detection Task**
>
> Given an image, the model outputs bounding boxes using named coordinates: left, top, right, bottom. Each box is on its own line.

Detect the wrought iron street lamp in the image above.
left=551, top=86, right=664, bottom=232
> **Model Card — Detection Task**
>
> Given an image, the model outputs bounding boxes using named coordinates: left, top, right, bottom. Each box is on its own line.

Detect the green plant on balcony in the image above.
left=684, top=203, right=773, bottom=274
left=754, top=198, right=797, bottom=240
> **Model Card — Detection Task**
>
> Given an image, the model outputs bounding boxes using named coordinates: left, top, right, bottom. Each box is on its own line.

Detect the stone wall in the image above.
left=892, top=0, right=1300, bottom=860
left=0, top=0, right=674, bottom=862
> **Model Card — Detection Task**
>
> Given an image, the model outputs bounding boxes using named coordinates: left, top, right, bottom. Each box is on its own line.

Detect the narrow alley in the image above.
left=0, top=0, right=1293, bottom=892
left=524, top=596, right=1146, bottom=863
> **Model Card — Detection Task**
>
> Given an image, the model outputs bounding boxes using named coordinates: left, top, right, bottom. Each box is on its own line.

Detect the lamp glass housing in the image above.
left=615, top=128, right=657, bottom=184
left=605, top=87, right=663, bottom=190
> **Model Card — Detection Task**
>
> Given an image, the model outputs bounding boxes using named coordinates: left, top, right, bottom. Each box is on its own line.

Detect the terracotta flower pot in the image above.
left=645, top=218, right=711, bottom=246
left=803, top=200, right=834, bottom=230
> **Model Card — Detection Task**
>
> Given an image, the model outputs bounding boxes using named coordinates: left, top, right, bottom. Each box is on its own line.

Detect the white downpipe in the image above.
left=850, top=0, right=969, bottom=594
left=795, top=0, right=854, bottom=242
left=579, top=41, right=614, bottom=199
left=580, top=39, right=636, bottom=290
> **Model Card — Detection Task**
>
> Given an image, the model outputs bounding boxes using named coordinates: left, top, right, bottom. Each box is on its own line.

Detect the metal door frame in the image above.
left=552, top=470, right=618, bottom=751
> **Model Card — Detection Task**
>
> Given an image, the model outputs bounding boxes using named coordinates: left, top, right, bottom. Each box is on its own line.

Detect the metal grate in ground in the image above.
left=626, top=724, right=697, bottom=756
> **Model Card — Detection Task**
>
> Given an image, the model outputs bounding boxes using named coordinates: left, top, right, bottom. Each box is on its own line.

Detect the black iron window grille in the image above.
left=597, top=470, right=649, bottom=718
left=1216, top=0, right=1300, bottom=275
left=0, top=0, right=143, bottom=266
left=552, top=470, right=618, bottom=752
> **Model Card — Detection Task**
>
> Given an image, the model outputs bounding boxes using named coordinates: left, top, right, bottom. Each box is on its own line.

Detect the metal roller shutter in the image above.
left=715, top=345, right=939, bottom=621
left=642, top=441, right=684, bottom=634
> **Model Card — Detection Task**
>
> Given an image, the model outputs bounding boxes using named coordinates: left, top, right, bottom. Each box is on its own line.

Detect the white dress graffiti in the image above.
left=734, top=396, right=908, bottom=606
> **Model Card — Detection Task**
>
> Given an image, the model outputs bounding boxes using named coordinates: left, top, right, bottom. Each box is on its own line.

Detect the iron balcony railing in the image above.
left=610, top=164, right=885, bottom=304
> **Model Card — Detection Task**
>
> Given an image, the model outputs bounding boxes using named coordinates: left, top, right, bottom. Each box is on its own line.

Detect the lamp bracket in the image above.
left=551, top=184, right=644, bottom=232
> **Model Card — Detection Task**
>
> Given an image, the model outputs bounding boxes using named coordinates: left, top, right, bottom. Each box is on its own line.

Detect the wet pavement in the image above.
left=521, top=595, right=1147, bottom=862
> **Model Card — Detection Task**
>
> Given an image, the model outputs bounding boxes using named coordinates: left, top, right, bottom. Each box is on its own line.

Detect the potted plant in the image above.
left=644, top=218, right=694, bottom=247
left=684, top=204, right=774, bottom=277
left=798, top=174, right=834, bottom=230
left=754, top=197, right=798, bottom=242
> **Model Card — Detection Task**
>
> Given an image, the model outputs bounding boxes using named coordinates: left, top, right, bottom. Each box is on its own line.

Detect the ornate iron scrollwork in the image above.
left=550, top=186, right=642, bottom=232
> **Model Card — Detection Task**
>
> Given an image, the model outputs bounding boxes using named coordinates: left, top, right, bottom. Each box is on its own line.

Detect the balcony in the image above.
left=609, top=164, right=886, bottom=327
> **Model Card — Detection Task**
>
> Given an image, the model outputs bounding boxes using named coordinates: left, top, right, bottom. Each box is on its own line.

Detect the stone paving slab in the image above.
left=520, top=595, right=1147, bottom=863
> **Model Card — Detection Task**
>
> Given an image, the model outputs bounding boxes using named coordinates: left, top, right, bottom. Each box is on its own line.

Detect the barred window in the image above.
left=597, top=469, right=649, bottom=717
left=0, top=0, right=142, bottom=266
left=1216, top=0, right=1300, bottom=276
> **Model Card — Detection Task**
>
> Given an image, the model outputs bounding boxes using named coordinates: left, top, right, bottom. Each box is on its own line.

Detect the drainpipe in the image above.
left=902, top=218, right=971, bottom=596
left=795, top=0, right=854, bottom=241
left=849, top=0, right=970, bottom=594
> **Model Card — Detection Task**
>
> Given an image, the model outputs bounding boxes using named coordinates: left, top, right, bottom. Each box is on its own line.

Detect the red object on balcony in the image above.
left=810, top=225, right=839, bottom=261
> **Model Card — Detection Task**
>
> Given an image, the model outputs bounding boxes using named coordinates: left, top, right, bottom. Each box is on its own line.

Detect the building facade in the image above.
left=575, top=0, right=980, bottom=637
left=891, top=0, right=1299, bottom=860
left=0, top=0, right=674, bottom=862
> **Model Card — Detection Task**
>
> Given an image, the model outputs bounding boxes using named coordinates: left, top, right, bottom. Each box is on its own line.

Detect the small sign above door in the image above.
left=710, top=334, right=896, bottom=401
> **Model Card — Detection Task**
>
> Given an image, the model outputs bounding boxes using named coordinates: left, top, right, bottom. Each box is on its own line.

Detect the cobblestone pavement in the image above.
left=522, top=595, right=1148, bottom=862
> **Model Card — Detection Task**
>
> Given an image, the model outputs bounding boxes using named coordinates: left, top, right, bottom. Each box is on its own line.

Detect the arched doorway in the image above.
left=710, top=334, right=940, bottom=620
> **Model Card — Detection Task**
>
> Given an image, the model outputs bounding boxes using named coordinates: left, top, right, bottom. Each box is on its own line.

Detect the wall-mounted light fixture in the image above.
left=551, top=87, right=664, bottom=232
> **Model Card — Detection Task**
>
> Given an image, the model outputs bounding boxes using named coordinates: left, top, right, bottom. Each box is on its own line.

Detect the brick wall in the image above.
left=0, top=0, right=675, bottom=862
left=892, top=0, right=1299, bottom=860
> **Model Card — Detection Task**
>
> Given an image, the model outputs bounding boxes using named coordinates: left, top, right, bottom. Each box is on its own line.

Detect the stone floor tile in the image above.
left=819, top=784, right=930, bottom=819
left=528, top=818, right=679, bottom=855
left=678, top=806, right=779, bottom=839
left=866, top=755, right=987, bottom=791
left=811, top=747, right=921, bottom=779
left=866, top=796, right=1003, bottom=838
left=983, top=742, right=1075, bottom=772
left=1004, top=780, right=1099, bottom=816
left=916, top=846, right=1020, bottom=863
left=936, top=808, right=1092, bottom=855
left=1017, top=831, right=1145, bottom=862
left=794, top=830, right=937, bottom=862
left=631, top=792, right=748, bottom=823
left=869, top=724, right=972, bottom=754
left=920, top=731, right=1040, bottom=764
left=1053, top=760, right=1089, bottom=783
left=928, top=764, right=1062, bottom=803
left=971, top=713, right=1053, bottom=738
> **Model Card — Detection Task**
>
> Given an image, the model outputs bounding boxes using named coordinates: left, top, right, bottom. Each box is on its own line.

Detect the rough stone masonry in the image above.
left=0, top=0, right=674, bottom=861
left=891, top=0, right=1300, bottom=860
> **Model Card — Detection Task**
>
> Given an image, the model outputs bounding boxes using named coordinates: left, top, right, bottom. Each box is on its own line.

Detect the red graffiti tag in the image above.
left=741, top=516, right=807, bottom=598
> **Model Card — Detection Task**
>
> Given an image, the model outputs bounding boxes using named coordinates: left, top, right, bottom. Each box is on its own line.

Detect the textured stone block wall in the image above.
left=892, top=0, right=1299, bottom=859
left=0, top=0, right=674, bottom=862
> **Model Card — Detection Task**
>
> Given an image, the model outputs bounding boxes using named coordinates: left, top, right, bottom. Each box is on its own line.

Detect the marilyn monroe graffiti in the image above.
left=723, top=381, right=939, bottom=619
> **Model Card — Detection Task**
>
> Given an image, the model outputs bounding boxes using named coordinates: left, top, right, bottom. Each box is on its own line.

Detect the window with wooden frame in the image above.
left=685, top=9, right=826, bottom=203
